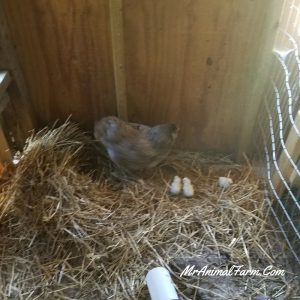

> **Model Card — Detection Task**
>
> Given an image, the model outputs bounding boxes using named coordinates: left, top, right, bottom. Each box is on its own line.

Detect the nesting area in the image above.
left=0, top=122, right=298, bottom=300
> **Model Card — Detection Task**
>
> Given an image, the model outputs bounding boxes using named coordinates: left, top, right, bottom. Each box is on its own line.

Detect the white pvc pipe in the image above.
left=145, top=267, right=179, bottom=300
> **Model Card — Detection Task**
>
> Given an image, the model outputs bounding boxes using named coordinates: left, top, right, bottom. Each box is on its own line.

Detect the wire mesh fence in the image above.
left=258, top=0, right=300, bottom=267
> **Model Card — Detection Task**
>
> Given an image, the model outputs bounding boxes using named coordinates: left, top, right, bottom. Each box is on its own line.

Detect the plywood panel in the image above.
left=123, top=0, right=283, bottom=156
left=109, top=0, right=128, bottom=120
left=3, top=0, right=117, bottom=128
left=0, top=4, right=35, bottom=148
left=0, top=126, right=12, bottom=163
left=2, top=0, right=284, bottom=157
left=0, top=92, right=12, bottom=162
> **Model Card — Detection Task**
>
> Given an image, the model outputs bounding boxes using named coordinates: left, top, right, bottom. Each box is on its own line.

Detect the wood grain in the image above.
left=0, top=92, right=12, bottom=162
left=109, top=0, right=128, bottom=120
left=0, top=71, right=11, bottom=102
left=0, top=4, right=35, bottom=148
left=123, top=0, right=283, bottom=157
left=0, top=126, right=12, bottom=163
left=2, top=0, right=284, bottom=158
left=276, top=111, right=300, bottom=189
left=3, top=0, right=117, bottom=129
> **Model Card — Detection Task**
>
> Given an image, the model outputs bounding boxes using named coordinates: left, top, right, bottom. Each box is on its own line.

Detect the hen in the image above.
left=94, top=116, right=178, bottom=173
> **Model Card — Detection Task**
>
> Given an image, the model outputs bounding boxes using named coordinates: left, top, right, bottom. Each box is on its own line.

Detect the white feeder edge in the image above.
left=145, top=267, right=179, bottom=300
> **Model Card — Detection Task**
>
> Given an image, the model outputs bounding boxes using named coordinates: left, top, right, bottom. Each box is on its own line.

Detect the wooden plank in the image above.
left=123, top=0, right=283, bottom=157
left=109, top=0, right=128, bottom=120
left=290, top=166, right=300, bottom=188
left=3, top=0, right=117, bottom=129
left=264, top=1, right=300, bottom=192
left=288, top=111, right=300, bottom=188
left=0, top=4, right=35, bottom=147
left=2, top=0, right=284, bottom=157
left=0, top=97, right=12, bottom=163
left=273, top=111, right=300, bottom=191
left=0, top=71, right=11, bottom=101
left=0, top=125, right=12, bottom=163
left=0, top=90, right=10, bottom=117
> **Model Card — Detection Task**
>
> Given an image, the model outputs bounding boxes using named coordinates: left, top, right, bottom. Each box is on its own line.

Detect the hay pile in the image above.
left=0, top=122, right=298, bottom=299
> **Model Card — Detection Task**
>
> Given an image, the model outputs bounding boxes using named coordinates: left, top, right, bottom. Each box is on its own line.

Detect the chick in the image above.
left=218, top=177, right=233, bottom=189
left=182, top=177, right=194, bottom=197
left=94, top=116, right=178, bottom=173
left=170, top=176, right=182, bottom=195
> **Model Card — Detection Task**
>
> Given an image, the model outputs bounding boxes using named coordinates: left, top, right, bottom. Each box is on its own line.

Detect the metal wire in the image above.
left=255, top=1, right=300, bottom=265
left=276, top=54, right=300, bottom=138
left=272, top=84, right=300, bottom=178
left=265, top=111, right=300, bottom=238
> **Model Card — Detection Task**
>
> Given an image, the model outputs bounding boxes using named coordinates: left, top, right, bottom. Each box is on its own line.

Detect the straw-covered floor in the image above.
left=0, top=122, right=298, bottom=300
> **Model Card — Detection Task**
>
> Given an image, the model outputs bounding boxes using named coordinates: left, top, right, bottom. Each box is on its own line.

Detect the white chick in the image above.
left=170, top=176, right=182, bottom=195
left=182, top=177, right=194, bottom=197
left=218, top=177, right=233, bottom=189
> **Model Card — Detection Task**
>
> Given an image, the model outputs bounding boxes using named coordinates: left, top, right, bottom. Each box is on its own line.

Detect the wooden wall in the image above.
left=1, top=0, right=284, bottom=158
left=2, top=0, right=117, bottom=128
left=0, top=4, right=35, bottom=149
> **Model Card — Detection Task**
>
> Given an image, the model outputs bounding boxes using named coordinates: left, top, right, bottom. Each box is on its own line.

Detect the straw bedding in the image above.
left=0, top=122, right=298, bottom=300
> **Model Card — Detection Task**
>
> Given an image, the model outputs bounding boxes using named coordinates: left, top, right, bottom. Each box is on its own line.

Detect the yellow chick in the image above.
left=170, top=176, right=182, bottom=195
left=183, top=177, right=194, bottom=197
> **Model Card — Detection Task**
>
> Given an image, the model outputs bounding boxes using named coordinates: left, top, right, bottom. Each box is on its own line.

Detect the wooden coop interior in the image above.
left=0, top=0, right=286, bottom=158
left=1, top=0, right=300, bottom=298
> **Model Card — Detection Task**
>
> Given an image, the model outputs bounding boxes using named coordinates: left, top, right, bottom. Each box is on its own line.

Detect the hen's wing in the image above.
left=147, top=124, right=178, bottom=149
left=129, top=123, right=150, bottom=134
left=106, top=136, right=157, bottom=172
left=95, top=118, right=177, bottom=172
left=96, top=119, right=156, bottom=172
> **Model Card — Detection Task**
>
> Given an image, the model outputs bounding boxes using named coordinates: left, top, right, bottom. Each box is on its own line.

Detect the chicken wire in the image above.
left=257, top=3, right=300, bottom=268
